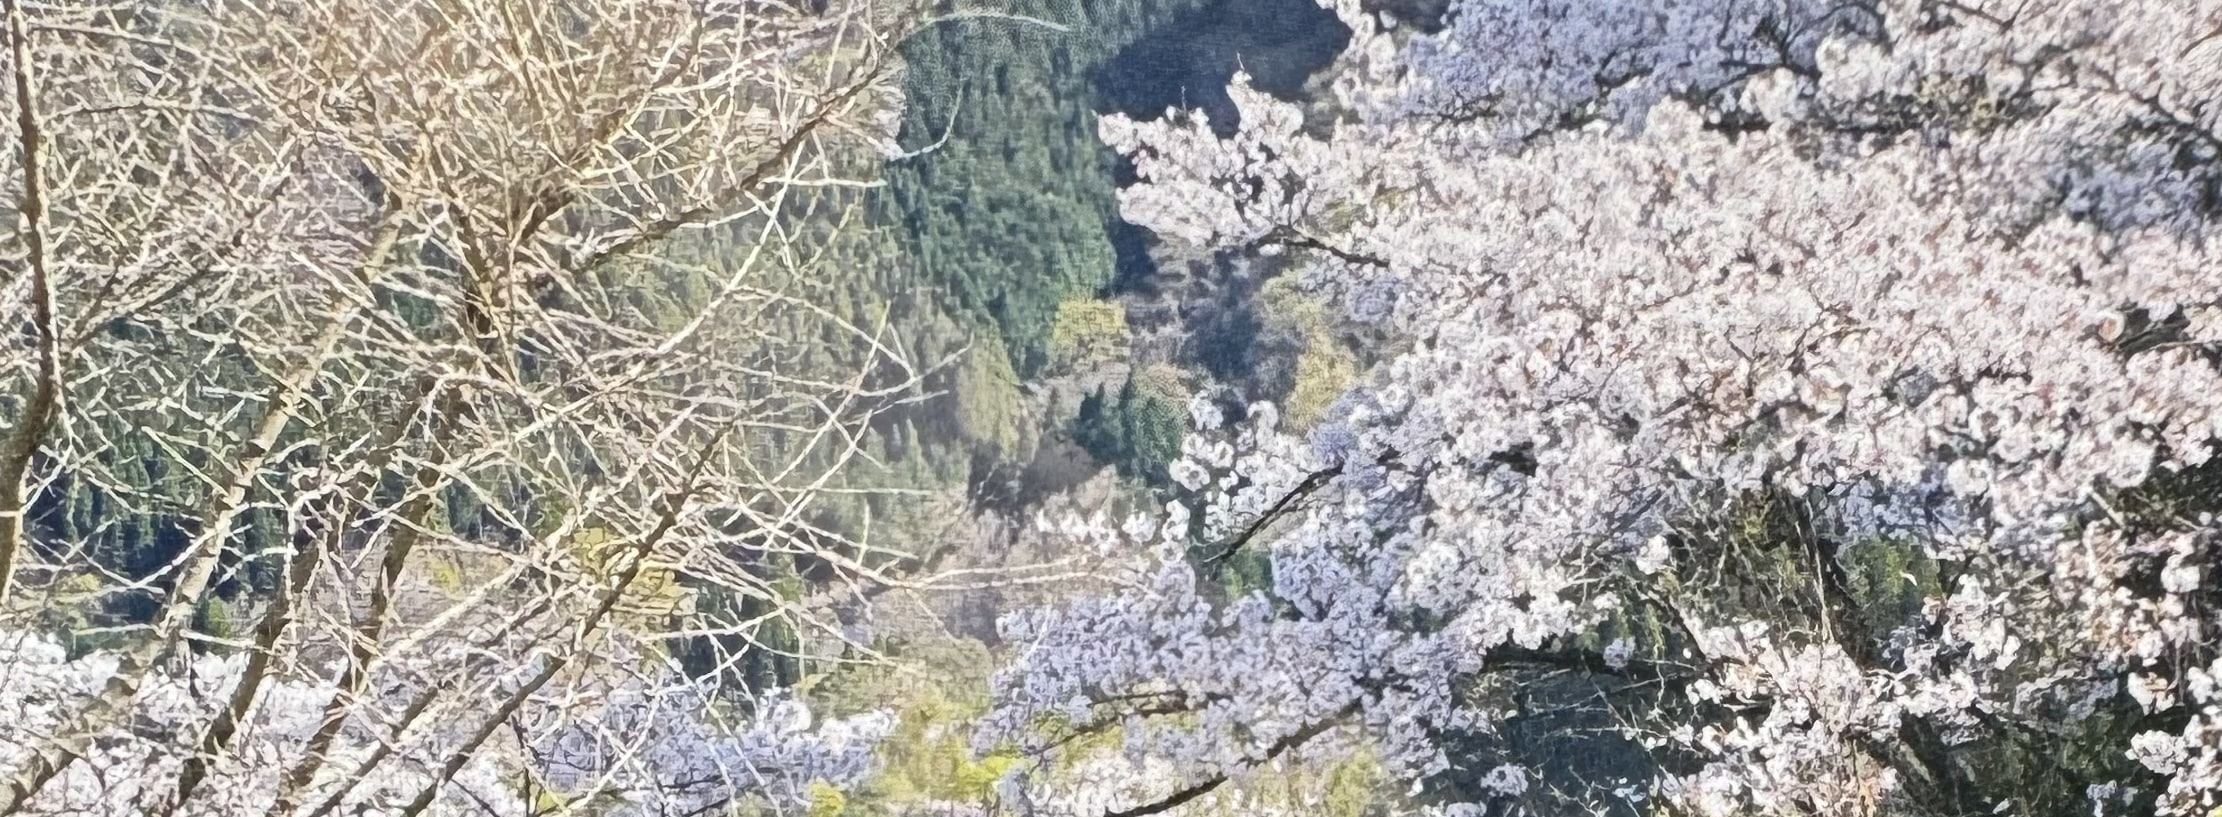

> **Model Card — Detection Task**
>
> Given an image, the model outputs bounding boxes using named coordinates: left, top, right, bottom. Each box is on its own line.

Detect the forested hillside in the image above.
left=879, top=0, right=1195, bottom=378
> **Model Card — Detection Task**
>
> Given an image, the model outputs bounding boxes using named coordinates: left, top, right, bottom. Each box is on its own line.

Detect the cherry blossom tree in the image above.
left=986, top=0, right=2222, bottom=814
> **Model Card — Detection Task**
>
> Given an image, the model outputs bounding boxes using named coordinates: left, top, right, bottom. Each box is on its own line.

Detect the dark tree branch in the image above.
left=1201, top=447, right=1401, bottom=564
left=0, top=0, right=58, bottom=611
left=1099, top=699, right=1362, bottom=817
left=1256, top=226, right=1389, bottom=270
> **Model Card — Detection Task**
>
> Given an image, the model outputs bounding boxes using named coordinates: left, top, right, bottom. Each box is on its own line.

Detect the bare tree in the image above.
left=0, top=0, right=935, bottom=814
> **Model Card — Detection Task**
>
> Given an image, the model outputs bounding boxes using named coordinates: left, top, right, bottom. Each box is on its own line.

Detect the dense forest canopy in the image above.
left=875, top=0, right=1341, bottom=380
left=878, top=0, right=1190, bottom=377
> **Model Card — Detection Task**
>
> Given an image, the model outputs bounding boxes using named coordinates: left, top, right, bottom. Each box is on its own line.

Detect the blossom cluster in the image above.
left=0, top=629, right=887, bottom=816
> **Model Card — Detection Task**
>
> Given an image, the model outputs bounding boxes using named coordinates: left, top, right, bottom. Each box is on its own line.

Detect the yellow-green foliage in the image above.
left=860, top=682, right=1021, bottom=808
left=1134, top=362, right=1188, bottom=403
left=812, top=635, right=1390, bottom=817
left=951, top=753, right=1017, bottom=800
left=1316, top=750, right=1392, bottom=817
left=1286, top=344, right=1358, bottom=431
left=530, top=781, right=631, bottom=816
left=806, top=780, right=848, bottom=817
left=954, top=342, right=1031, bottom=459
left=569, top=526, right=617, bottom=572
left=810, top=638, right=1022, bottom=814
left=1258, top=277, right=1328, bottom=332
left=193, top=596, right=236, bottom=642
left=1259, top=278, right=1355, bottom=430
left=1048, top=297, right=1129, bottom=369
left=567, top=526, right=687, bottom=628
left=426, top=556, right=465, bottom=592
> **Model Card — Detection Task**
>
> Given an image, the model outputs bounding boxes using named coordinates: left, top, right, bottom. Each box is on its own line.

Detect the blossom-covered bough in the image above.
left=984, top=0, right=2222, bottom=815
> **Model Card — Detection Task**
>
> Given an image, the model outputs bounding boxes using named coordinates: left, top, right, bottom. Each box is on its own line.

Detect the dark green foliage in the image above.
left=191, top=596, right=237, bottom=644
left=997, top=437, right=1099, bottom=509
left=877, top=0, right=1203, bottom=376
left=1120, top=379, right=1185, bottom=480
left=1588, top=489, right=2163, bottom=817
left=675, top=580, right=803, bottom=697
left=1188, top=292, right=1266, bottom=384
left=1071, top=376, right=1183, bottom=483
left=1071, top=387, right=1118, bottom=460
left=1383, top=480, right=2205, bottom=817
left=25, top=416, right=285, bottom=633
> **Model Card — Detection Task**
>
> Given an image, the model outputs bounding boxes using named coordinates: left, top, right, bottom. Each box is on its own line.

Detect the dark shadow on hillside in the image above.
left=1091, top=0, right=1349, bottom=137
